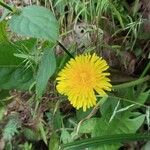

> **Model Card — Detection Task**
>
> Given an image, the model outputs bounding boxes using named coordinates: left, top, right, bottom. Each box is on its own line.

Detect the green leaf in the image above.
left=79, top=118, right=97, bottom=134
left=0, top=39, right=36, bottom=66
left=79, top=98, right=145, bottom=150
left=39, top=122, right=47, bottom=144
left=136, top=90, right=150, bottom=105
left=53, top=110, right=62, bottom=130
left=61, top=129, right=72, bottom=144
left=36, top=47, right=56, bottom=98
left=0, top=39, right=36, bottom=90
left=3, top=115, right=20, bottom=141
left=23, top=128, right=39, bottom=141
left=0, top=67, right=34, bottom=90
left=76, top=108, right=92, bottom=121
left=0, top=42, right=23, bottom=66
left=62, top=134, right=150, bottom=150
left=49, top=133, right=59, bottom=150
left=9, top=5, right=59, bottom=42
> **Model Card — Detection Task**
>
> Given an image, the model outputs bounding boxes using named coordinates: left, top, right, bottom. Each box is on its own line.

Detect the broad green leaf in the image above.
left=0, top=42, right=23, bottom=66
left=0, top=67, right=34, bottom=90
left=0, top=39, right=36, bottom=90
left=62, top=134, right=150, bottom=150
left=9, top=5, right=59, bottom=42
left=0, top=39, right=36, bottom=66
left=36, top=47, right=56, bottom=98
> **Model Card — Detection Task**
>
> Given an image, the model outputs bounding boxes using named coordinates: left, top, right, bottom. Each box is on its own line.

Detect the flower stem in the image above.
left=0, top=1, right=13, bottom=12
left=112, top=75, right=150, bottom=89
left=57, top=41, right=74, bottom=59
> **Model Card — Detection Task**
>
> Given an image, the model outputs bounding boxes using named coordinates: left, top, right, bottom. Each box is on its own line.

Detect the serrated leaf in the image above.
left=79, top=98, right=145, bottom=150
left=62, top=134, right=150, bottom=150
left=3, top=115, right=20, bottom=141
left=9, top=5, right=59, bottom=42
left=36, top=47, right=56, bottom=98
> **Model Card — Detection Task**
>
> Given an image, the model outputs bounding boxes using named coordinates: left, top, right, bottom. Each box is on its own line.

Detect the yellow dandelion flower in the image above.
left=56, top=53, right=112, bottom=111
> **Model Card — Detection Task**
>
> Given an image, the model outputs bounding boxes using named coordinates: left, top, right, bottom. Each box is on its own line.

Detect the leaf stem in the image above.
left=0, top=1, right=13, bottom=12
left=112, top=75, right=150, bottom=89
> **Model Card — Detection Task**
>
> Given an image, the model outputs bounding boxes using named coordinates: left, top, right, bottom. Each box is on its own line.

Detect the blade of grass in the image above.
left=140, top=62, right=150, bottom=78
left=109, top=0, right=124, bottom=29
left=61, top=134, right=150, bottom=150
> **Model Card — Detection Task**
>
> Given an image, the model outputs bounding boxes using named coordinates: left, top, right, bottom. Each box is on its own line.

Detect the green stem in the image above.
left=140, top=62, right=150, bottom=78
left=0, top=1, right=13, bottom=12
left=57, top=41, right=74, bottom=59
left=112, top=75, right=150, bottom=89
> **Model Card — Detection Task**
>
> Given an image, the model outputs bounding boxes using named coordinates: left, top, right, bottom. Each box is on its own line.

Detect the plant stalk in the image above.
left=57, top=41, right=74, bottom=59
left=0, top=1, right=13, bottom=12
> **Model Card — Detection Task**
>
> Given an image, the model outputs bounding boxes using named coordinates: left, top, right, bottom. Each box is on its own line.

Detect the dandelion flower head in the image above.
left=56, top=53, right=112, bottom=111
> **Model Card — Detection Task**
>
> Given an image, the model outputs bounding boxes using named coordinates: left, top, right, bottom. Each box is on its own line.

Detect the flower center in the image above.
left=80, top=72, right=87, bottom=83
left=78, top=71, right=94, bottom=88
